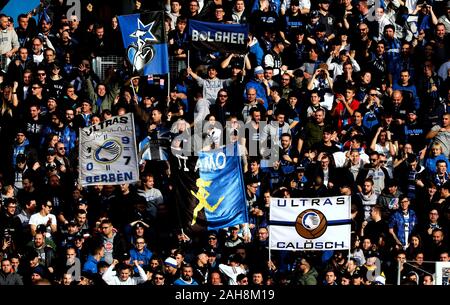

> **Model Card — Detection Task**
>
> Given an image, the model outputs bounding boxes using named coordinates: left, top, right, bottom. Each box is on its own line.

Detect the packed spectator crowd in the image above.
left=0, top=0, right=449, bottom=286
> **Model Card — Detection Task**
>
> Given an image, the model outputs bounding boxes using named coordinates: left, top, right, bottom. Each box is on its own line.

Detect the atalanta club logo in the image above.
left=127, top=18, right=157, bottom=73
left=94, top=140, right=122, bottom=164
left=295, top=209, right=327, bottom=239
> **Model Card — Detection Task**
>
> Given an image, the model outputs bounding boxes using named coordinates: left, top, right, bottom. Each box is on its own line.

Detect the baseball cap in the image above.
left=254, top=66, right=264, bottom=75
left=134, top=221, right=148, bottom=229
left=208, top=231, right=218, bottom=239
left=47, top=147, right=56, bottom=156
left=373, top=275, right=386, bottom=285
left=291, top=0, right=300, bottom=6
left=68, top=220, right=78, bottom=227
left=36, top=224, right=47, bottom=233
left=120, top=252, right=130, bottom=261
left=310, top=10, right=320, bottom=18
left=164, top=257, right=178, bottom=268
left=352, top=270, right=363, bottom=279
left=32, top=265, right=46, bottom=277
left=231, top=62, right=242, bottom=69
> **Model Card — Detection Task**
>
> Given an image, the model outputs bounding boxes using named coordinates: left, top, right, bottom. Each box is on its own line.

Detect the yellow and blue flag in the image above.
left=170, top=143, right=248, bottom=232
left=117, top=11, right=169, bottom=75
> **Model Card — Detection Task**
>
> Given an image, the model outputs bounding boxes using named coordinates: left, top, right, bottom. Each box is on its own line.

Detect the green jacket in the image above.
left=84, top=76, right=120, bottom=114
left=295, top=267, right=319, bottom=286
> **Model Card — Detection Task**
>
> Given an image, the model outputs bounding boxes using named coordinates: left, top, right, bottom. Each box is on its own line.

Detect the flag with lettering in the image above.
left=170, top=143, right=248, bottom=232
left=79, top=113, right=139, bottom=186
left=118, top=11, right=169, bottom=75
left=189, top=20, right=248, bottom=54
left=269, top=196, right=351, bottom=251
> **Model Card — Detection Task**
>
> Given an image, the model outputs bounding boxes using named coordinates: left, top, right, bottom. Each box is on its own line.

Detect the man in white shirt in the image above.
left=102, top=259, right=148, bottom=285
left=28, top=200, right=57, bottom=239
left=219, top=254, right=246, bottom=285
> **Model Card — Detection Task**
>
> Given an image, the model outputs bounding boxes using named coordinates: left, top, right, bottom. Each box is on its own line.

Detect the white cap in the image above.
left=374, top=275, right=385, bottom=285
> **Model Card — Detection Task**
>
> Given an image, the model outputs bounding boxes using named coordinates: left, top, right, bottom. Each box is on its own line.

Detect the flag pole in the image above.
left=268, top=226, right=272, bottom=264
left=187, top=50, right=190, bottom=70
left=241, top=53, right=247, bottom=83
left=167, top=72, right=171, bottom=98
left=130, top=77, right=137, bottom=97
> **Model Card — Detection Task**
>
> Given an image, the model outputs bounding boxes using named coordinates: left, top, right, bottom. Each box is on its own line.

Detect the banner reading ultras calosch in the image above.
left=79, top=113, right=139, bottom=186
left=269, top=196, right=351, bottom=251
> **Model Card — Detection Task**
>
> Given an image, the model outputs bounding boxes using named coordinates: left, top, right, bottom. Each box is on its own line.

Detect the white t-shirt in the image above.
left=29, top=212, right=57, bottom=238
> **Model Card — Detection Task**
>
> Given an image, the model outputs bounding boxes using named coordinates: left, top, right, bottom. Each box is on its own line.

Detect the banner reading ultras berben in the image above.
left=79, top=113, right=139, bottom=186
left=269, top=196, right=351, bottom=251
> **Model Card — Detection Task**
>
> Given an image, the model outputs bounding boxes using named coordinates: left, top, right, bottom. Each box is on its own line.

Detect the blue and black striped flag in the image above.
left=118, top=11, right=169, bottom=75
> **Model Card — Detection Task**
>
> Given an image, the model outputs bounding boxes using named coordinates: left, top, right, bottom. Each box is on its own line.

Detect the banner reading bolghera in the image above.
left=269, top=196, right=351, bottom=251
left=79, top=113, right=139, bottom=186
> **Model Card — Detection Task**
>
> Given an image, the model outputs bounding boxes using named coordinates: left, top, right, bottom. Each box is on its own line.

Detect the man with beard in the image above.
left=23, top=104, right=44, bottom=149
left=174, top=263, right=199, bottom=285
left=357, top=178, right=378, bottom=222
left=40, top=112, right=76, bottom=154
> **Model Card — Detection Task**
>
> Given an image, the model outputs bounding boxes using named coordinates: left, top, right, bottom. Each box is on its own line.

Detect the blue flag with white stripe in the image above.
left=118, top=11, right=169, bottom=75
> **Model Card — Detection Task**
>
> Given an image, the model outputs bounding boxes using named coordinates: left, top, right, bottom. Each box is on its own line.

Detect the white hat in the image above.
left=254, top=66, right=264, bottom=74
left=164, top=257, right=178, bottom=268
left=374, top=275, right=385, bottom=285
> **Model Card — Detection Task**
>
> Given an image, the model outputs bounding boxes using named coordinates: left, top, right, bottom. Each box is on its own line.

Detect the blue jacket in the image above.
left=249, top=41, right=264, bottom=66
left=424, top=154, right=449, bottom=175
left=41, top=125, right=76, bottom=154
left=174, top=278, right=199, bottom=285
left=389, top=209, right=418, bottom=246
left=244, top=79, right=269, bottom=109
left=12, top=138, right=30, bottom=168
left=82, top=255, right=99, bottom=275
left=129, top=247, right=153, bottom=273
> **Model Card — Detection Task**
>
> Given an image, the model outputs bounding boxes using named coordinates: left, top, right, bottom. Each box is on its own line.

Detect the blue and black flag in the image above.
left=189, top=20, right=249, bottom=54
left=118, top=11, right=169, bottom=75
left=170, top=143, right=248, bottom=233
